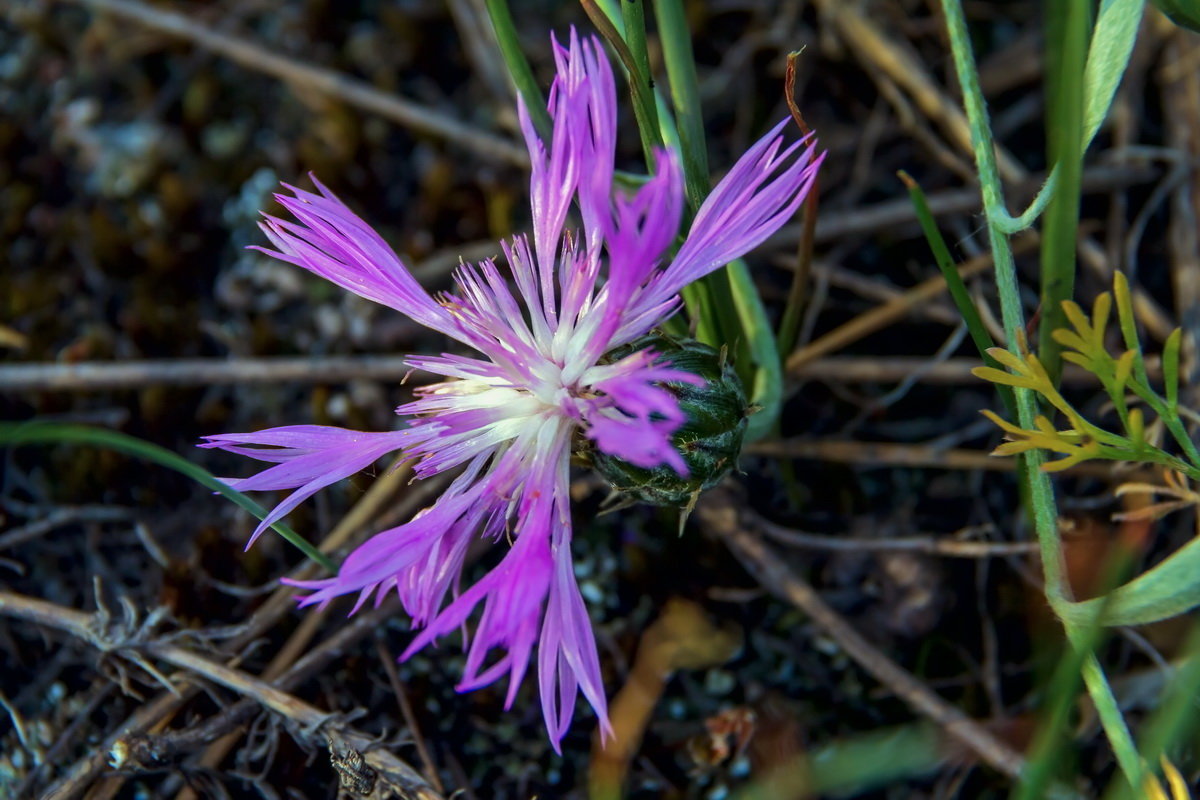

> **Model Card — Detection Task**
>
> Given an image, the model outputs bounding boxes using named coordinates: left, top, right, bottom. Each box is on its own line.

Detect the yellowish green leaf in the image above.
left=1128, top=407, right=1145, bottom=444
left=1164, top=327, right=1182, bottom=410
left=1089, top=292, right=1113, bottom=350
left=985, top=346, right=1030, bottom=373
left=994, top=441, right=1037, bottom=456
left=1114, top=349, right=1135, bottom=389
left=1052, top=328, right=1090, bottom=355
left=1061, top=299, right=1092, bottom=339
left=981, top=408, right=1027, bottom=435
left=1060, top=351, right=1093, bottom=369
left=972, top=366, right=1039, bottom=389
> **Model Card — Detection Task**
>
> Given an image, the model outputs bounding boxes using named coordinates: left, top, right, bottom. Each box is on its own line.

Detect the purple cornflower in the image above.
left=202, top=30, right=822, bottom=747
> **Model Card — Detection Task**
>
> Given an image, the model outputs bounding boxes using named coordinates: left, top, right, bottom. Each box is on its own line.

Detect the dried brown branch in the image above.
left=1, top=353, right=1146, bottom=395
left=774, top=162, right=1159, bottom=246
left=793, top=355, right=1156, bottom=385
left=0, top=355, right=413, bottom=392
left=784, top=239, right=1034, bottom=374
left=36, top=458, right=425, bottom=800
left=375, top=636, right=444, bottom=795
left=746, top=438, right=1156, bottom=480
left=812, top=0, right=1027, bottom=183
left=756, top=519, right=1039, bottom=558
left=0, top=591, right=443, bottom=799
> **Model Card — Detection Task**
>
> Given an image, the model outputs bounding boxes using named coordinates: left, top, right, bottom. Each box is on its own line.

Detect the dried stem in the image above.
left=0, top=591, right=443, bottom=799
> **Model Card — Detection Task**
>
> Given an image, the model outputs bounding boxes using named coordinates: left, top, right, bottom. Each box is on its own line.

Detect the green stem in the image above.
left=650, top=0, right=709, bottom=209
left=1078, top=649, right=1145, bottom=790
left=940, top=0, right=1065, bottom=604
left=939, top=0, right=1143, bottom=790
left=483, top=0, right=552, bottom=143
left=1038, top=0, right=1088, bottom=385
left=581, top=0, right=663, bottom=166
left=652, top=0, right=754, bottom=389
left=619, top=0, right=661, bottom=167
left=0, top=422, right=336, bottom=572
left=995, top=166, right=1060, bottom=234
left=899, top=170, right=1014, bottom=416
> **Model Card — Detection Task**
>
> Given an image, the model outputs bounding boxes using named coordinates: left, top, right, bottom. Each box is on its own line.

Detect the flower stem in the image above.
left=939, top=0, right=1143, bottom=790
left=483, top=0, right=552, bottom=142
left=1038, top=0, right=1088, bottom=385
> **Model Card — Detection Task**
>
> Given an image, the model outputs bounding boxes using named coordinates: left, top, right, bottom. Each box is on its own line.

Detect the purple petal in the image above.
left=201, top=427, right=412, bottom=547
left=253, top=177, right=466, bottom=343
left=638, top=125, right=825, bottom=312
left=539, top=542, right=610, bottom=751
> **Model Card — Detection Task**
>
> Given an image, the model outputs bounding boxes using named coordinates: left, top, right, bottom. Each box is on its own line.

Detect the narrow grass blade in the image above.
left=728, top=257, right=784, bottom=442
left=652, top=0, right=770, bottom=420
left=1038, top=0, right=1090, bottom=385
left=0, top=421, right=336, bottom=572
left=483, top=0, right=552, bottom=143
left=581, top=0, right=663, bottom=166
left=899, top=170, right=1014, bottom=416
left=1083, top=0, right=1146, bottom=148
left=1058, top=533, right=1200, bottom=627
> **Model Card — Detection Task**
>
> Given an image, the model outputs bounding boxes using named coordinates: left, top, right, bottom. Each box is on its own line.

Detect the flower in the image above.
left=202, top=29, right=823, bottom=748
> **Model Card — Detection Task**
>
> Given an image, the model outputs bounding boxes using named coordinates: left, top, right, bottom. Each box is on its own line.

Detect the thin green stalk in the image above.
left=1076, top=642, right=1146, bottom=790
left=995, top=167, right=1060, bottom=234
left=940, top=0, right=1064, bottom=613
left=939, top=0, right=1143, bottom=790
left=1038, top=0, right=1089, bottom=385
left=652, top=0, right=756, bottom=398
left=0, top=422, right=336, bottom=572
left=898, top=170, right=1014, bottom=416
left=619, top=0, right=660, bottom=158
left=483, top=0, right=552, bottom=143
left=650, top=0, right=709, bottom=209
left=581, top=0, right=663, bottom=167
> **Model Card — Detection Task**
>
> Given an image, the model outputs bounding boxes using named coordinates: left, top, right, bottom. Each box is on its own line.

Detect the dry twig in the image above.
left=0, top=591, right=443, bottom=799
left=756, top=519, right=1039, bottom=558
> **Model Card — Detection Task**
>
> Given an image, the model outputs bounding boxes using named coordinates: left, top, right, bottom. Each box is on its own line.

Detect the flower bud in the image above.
left=588, top=334, right=748, bottom=507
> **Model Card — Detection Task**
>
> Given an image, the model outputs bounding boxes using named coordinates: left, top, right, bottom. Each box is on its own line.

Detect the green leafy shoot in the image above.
left=974, top=273, right=1200, bottom=480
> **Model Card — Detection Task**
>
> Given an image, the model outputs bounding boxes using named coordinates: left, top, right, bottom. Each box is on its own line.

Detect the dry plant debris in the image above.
left=4, top=0, right=1200, bottom=798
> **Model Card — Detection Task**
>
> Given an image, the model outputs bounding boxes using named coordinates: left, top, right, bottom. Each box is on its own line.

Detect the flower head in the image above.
left=203, top=29, right=823, bottom=748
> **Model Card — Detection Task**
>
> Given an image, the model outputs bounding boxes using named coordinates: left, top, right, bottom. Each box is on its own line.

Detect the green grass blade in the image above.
left=1058, top=534, right=1200, bottom=627
left=728, top=258, right=783, bottom=442
left=0, top=421, right=336, bottom=572
left=650, top=0, right=710, bottom=210
left=652, top=0, right=771, bottom=418
left=1083, top=0, right=1146, bottom=148
left=619, top=0, right=659, bottom=159
left=581, top=0, right=663, bottom=167
left=1038, top=0, right=1089, bottom=386
left=483, top=0, right=552, bottom=143
left=899, top=170, right=1015, bottom=416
